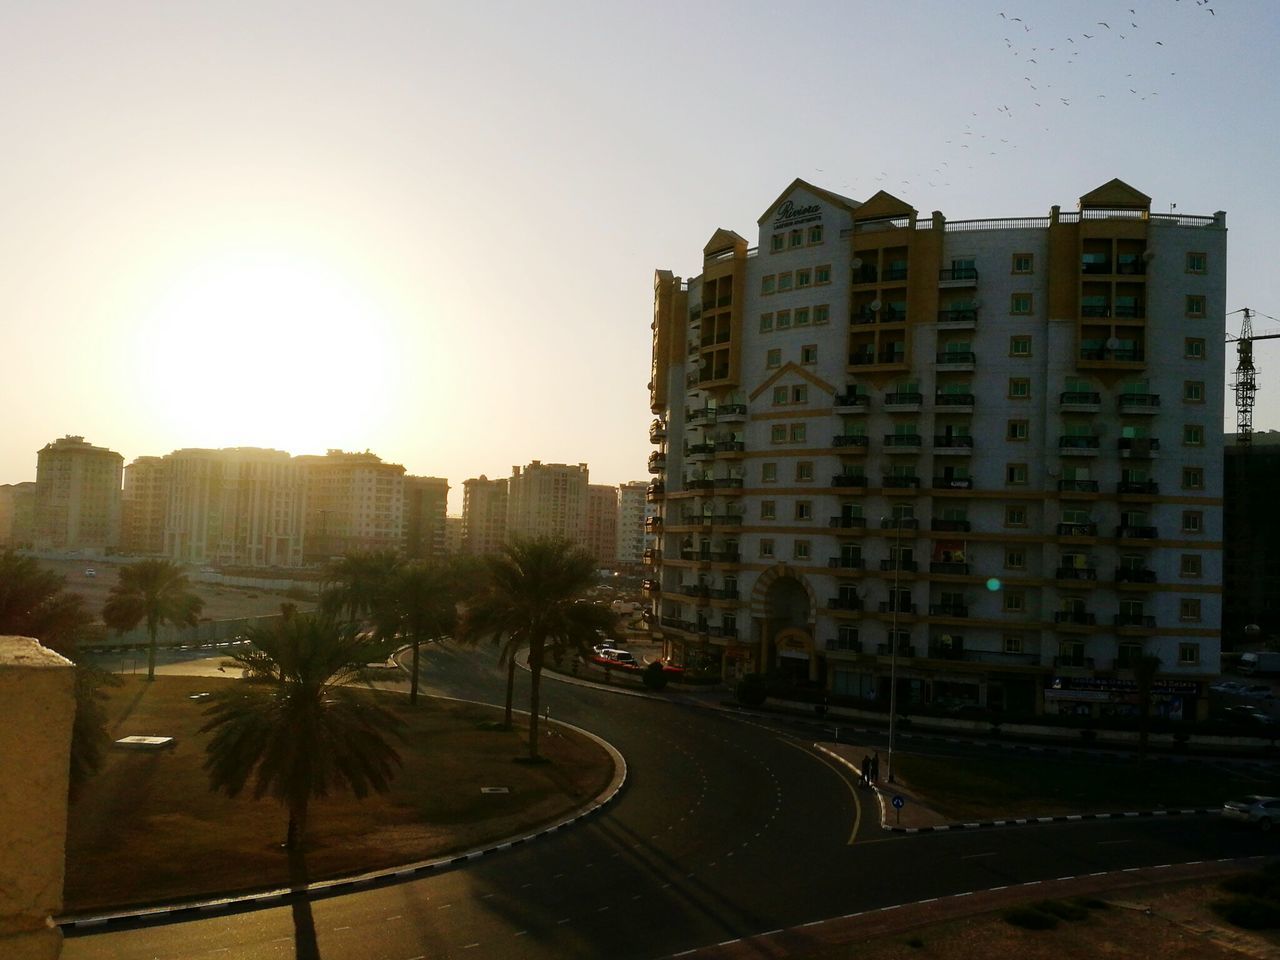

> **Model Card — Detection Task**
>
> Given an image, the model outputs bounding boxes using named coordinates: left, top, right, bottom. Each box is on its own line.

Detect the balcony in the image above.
left=708, top=587, right=739, bottom=600
left=876, top=643, right=916, bottom=658
left=1081, top=258, right=1111, bottom=275
left=937, top=308, right=978, bottom=327
left=649, top=420, right=667, bottom=443
left=1117, top=393, right=1160, bottom=414
left=1113, top=303, right=1145, bottom=319
left=687, top=407, right=713, bottom=424
left=1116, top=525, right=1159, bottom=540
left=930, top=518, right=971, bottom=532
left=1053, top=654, right=1096, bottom=669
left=879, top=559, right=919, bottom=573
left=827, top=557, right=867, bottom=571
left=717, top=403, right=748, bottom=422
left=832, top=473, right=868, bottom=488
left=878, top=349, right=907, bottom=363
left=1058, top=436, right=1100, bottom=455
left=829, top=516, right=868, bottom=529
left=644, top=517, right=663, bottom=533
left=642, top=548, right=661, bottom=564
left=933, top=476, right=974, bottom=490
left=1057, top=479, right=1099, bottom=493
left=938, top=267, right=979, bottom=286
left=828, top=597, right=863, bottom=611
left=1055, top=566, right=1098, bottom=580
left=1053, top=611, right=1096, bottom=626
left=1057, top=522, right=1098, bottom=537
left=935, top=393, right=975, bottom=410
left=936, top=351, right=976, bottom=370
left=1115, top=567, right=1157, bottom=584
left=641, top=578, right=660, bottom=595
left=824, top=638, right=864, bottom=655
left=883, top=391, right=923, bottom=410
left=851, top=309, right=877, bottom=326
left=708, top=625, right=739, bottom=640
left=1117, top=480, right=1159, bottom=495
left=1060, top=391, right=1101, bottom=412
left=833, top=392, right=871, bottom=410
left=647, top=452, right=667, bottom=473
left=1081, top=303, right=1112, bottom=318
left=882, top=265, right=909, bottom=282
left=1080, top=347, right=1146, bottom=364
left=674, top=582, right=709, bottom=598
left=646, top=482, right=664, bottom=502
left=882, top=475, right=921, bottom=488
left=711, top=513, right=743, bottom=527
left=932, top=435, right=973, bottom=454
left=711, top=477, right=744, bottom=490
left=686, top=442, right=715, bottom=460
left=683, top=477, right=715, bottom=490
left=927, top=642, right=967, bottom=661
left=833, top=434, right=870, bottom=449
left=1114, top=614, right=1157, bottom=630
left=849, top=351, right=877, bottom=365
left=879, top=517, right=920, bottom=530
left=883, top=433, right=923, bottom=450
left=854, top=265, right=879, bottom=284
left=929, top=561, right=970, bottom=574
left=929, top=603, right=969, bottom=617
left=660, top=616, right=697, bottom=632
left=713, top=440, right=745, bottom=455
left=1118, top=437, right=1159, bottom=457
left=878, top=600, right=918, bottom=614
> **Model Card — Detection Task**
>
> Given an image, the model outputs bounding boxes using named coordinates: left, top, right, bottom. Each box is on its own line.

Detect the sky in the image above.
left=3, top=0, right=1277, bottom=514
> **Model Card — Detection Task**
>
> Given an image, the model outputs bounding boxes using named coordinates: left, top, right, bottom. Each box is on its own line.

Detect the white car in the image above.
left=1210, top=680, right=1249, bottom=695
left=83, top=568, right=96, bottom=577
left=1222, top=796, right=1280, bottom=830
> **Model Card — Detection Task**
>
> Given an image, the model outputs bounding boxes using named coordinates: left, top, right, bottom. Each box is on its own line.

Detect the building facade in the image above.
left=297, top=450, right=405, bottom=561
left=32, top=436, right=123, bottom=555
left=462, top=475, right=508, bottom=556
left=506, top=461, right=589, bottom=544
left=617, top=480, right=651, bottom=567
left=585, top=483, right=619, bottom=566
left=120, top=456, right=169, bottom=556
left=648, top=178, right=1225, bottom=720
left=404, top=475, right=450, bottom=560
left=0, top=482, right=37, bottom=548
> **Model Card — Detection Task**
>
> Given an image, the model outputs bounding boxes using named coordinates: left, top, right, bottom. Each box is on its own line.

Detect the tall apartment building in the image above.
left=164, top=447, right=306, bottom=567
left=648, top=178, right=1225, bottom=720
left=617, top=480, right=651, bottom=566
left=297, top=450, right=405, bottom=561
left=121, top=456, right=169, bottom=556
left=585, top=483, right=619, bottom=566
left=0, top=482, right=37, bottom=547
left=443, top=515, right=464, bottom=555
left=462, top=476, right=508, bottom=556
left=32, top=436, right=123, bottom=555
left=506, top=461, right=589, bottom=544
left=404, top=475, right=450, bottom=559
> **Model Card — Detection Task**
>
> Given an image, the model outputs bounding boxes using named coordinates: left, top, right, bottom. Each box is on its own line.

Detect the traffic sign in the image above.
left=891, top=795, right=905, bottom=809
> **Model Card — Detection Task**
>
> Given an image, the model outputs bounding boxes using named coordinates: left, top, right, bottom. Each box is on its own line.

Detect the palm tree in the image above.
left=202, top=613, right=404, bottom=849
left=101, top=559, right=204, bottom=681
left=461, top=537, right=615, bottom=760
left=372, top=559, right=460, bottom=706
left=320, top=550, right=401, bottom=622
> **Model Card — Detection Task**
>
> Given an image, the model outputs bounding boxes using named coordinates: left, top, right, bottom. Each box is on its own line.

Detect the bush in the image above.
left=1004, top=906, right=1058, bottom=930
left=1221, top=871, right=1280, bottom=900
left=736, top=673, right=768, bottom=707
left=1033, top=899, right=1089, bottom=922
left=1211, top=896, right=1280, bottom=929
left=642, top=661, right=669, bottom=691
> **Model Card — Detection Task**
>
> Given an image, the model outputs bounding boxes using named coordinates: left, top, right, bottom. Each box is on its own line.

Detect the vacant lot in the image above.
left=64, top=675, right=613, bottom=913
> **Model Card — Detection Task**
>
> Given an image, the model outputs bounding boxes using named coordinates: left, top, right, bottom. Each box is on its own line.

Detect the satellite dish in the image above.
left=1142, top=250, right=1155, bottom=262
left=869, top=299, right=883, bottom=312
left=851, top=257, right=863, bottom=269
left=1106, top=336, right=1120, bottom=351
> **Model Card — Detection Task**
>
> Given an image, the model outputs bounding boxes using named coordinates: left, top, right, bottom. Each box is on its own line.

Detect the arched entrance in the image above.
left=750, top=565, right=817, bottom=681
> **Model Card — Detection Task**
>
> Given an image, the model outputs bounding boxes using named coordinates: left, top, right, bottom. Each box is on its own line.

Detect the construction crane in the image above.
left=1227, top=308, right=1280, bottom=445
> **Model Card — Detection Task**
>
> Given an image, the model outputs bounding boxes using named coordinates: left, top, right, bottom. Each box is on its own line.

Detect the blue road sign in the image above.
left=891, top=795, right=905, bottom=809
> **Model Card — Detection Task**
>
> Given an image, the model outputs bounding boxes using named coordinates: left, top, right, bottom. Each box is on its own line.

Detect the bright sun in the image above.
left=126, top=248, right=399, bottom=453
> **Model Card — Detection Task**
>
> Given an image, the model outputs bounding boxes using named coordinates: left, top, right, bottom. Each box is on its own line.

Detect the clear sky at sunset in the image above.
left=3, top=1, right=1277, bottom=512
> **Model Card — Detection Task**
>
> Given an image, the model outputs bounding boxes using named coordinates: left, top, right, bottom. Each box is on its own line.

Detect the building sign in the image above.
left=1049, top=676, right=1199, bottom=695
left=773, top=199, right=822, bottom=229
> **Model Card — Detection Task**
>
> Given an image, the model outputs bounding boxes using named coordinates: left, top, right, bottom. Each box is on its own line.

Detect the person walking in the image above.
left=860, top=754, right=871, bottom=787
left=870, top=751, right=880, bottom=784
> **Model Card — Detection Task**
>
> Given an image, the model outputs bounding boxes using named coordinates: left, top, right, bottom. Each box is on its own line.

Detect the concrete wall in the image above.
left=0, top=636, right=74, bottom=959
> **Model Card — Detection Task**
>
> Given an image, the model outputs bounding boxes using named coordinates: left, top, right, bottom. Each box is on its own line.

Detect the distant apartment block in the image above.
left=0, top=482, right=37, bottom=547
left=297, top=450, right=405, bottom=562
left=120, top=456, right=169, bottom=556
left=404, top=475, right=450, bottom=559
left=506, top=461, right=588, bottom=544
left=585, top=484, right=619, bottom=566
left=462, top=476, right=508, bottom=556
left=33, top=436, right=123, bottom=555
left=616, top=480, right=650, bottom=566
left=443, top=515, right=464, bottom=555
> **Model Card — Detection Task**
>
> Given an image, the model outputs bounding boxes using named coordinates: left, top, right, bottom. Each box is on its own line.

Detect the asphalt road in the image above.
left=64, top=644, right=1280, bottom=960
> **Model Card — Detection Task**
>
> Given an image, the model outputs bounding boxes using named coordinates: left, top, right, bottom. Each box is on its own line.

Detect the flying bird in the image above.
left=1156, top=40, right=1164, bottom=45
left=1098, top=21, right=1110, bottom=28
left=1083, top=33, right=1093, bottom=38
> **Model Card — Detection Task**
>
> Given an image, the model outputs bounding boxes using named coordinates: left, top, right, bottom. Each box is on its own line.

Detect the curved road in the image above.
left=64, top=644, right=1280, bottom=959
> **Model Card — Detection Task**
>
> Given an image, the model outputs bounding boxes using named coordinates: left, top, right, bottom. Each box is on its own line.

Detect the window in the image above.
left=770, top=233, right=784, bottom=253
left=793, top=539, right=811, bottom=560
left=1182, top=467, right=1204, bottom=490
left=1008, top=378, right=1031, bottom=399
left=1011, top=293, right=1033, bottom=315
left=794, top=501, right=813, bottom=521
left=1006, top=463, right=1028, bottom=485
left=1183, top=380, right=1205, bottom=403
left=800, top=344, right=817, bottom=365
left=815, top=264, right=832, bottom=285
left=762, top=462, right=777, bottom=483
left=1010, top=335, right=1032, bottom=357
left=814, top=304, right=830, bottom=324
left=1003, top=634, right=1024, bottom=654
left=1183, top=424, right=1204, bottom=446
left=808, top=224, right=824, bottom=244
left=760, top=500, right=776, bottom=520
left=794, top=307, right=810, bottom=326
left=778, top=272, right=794, bottom=292
left=760, top=313, right=774, bottom=333
left=1178, top=642, right=1201, bottom=665
left=762, top=275, right=776, bottom=295
left=1005, top=548, right=1025, bottom=569
left=772, top=386, right=788, bottom=406
left=796, top=268, right=812, bottom=288
left=789, top=229, right=803, bottom=249
left=1186, top=294, right=1206, bottom=318
left=1179, top=598, right=1202, bottom=622
left=1005, top=505, right=1027, bottom=527
left=1182, top=510, right=1203, bottom=533
left=1184, top=338, right=1205, bottom=359
left=795, top=461, right=814, bottom=482
left=775, top=309, right=792, bottom=329
left=1180, top=554, right=1202, bottom=577
left=792, top=385, right=808, bottom=404
left=1003, top=590, right=1026, bottom=613
left=1186, top=251, right=1206, bottom=274
left=1012, top=253, right=1034, bottom=274
left=789, top=423, right=806, bottom=442
left=759, top=538, right=775, bottom=558
left=835, top=625, right=860, bottom=650
left=770, top=424, right=787, bottom=443
left=1006, top=419, right=1029, bottom=441
left=766, top=348, right=782, bottom=368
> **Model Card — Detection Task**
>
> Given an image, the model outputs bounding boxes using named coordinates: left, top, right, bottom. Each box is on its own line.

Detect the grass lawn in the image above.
left=894, top=751, right=1280, bottom=821
left=64, top=675, right=613, bottom=913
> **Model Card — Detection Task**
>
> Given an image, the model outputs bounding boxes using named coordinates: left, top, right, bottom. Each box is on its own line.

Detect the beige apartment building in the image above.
left=462, top=475, right=508, bottom=556
left=33, top=436, right=123, bottom=555
left=617, top=480, right=651, bottom=567
left=0, top=482, right=37, bottom=547
left=404, top=475, right=450, bottom=560
left=585, top=483, right=619, bottom=566
left=297, top=450, right=405, bottom=562
left=120, top=456, right=169, bottom=556
left=507, top=461, right=589, bottom=544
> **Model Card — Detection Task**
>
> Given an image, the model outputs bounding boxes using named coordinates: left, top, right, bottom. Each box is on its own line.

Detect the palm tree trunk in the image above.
left=146, top=615, right=158, bottom=682
left=410, top=638, right=420, bottom=706
left=527, top=636, right=544, bottom=760
left=504, top=658, right=515, bottom=728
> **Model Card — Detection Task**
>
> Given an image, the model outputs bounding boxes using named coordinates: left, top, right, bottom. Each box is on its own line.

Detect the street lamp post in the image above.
left=885, top=514, right=903, bottom=785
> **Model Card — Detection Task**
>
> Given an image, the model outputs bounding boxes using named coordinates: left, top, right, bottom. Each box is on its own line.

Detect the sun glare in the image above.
left=126, top=249, right=399, bottom=453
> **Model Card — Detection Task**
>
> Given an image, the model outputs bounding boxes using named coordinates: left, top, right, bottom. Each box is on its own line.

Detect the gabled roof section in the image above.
left=703, top=229, right=748, bottom=258
left=757, top=178, right=862, bottom=225
left=748, top=362, right=836, bottom=402
left=852, top=190, right=916, bottom=222
left=1079, top=178, right=1151, bottom=210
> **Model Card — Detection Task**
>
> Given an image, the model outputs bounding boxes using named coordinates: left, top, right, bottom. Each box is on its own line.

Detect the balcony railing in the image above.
left=929, top=604, right=969, bottom=617
left=824, top=638, right=863, bottom=654
left=929, top=561, right=969, bottom=574
left=829, top=516, right=868, bottom=528
left=879, top=560, right=919, bottom=573
left=933, top=476, right=974, bottom=489
left=649, top=420, right=667, bottom=442
left=1114, top=614, right=1157, bottom=628
left=882, top=475, right=921, bottom=488
left=1116, top=525, right=1159, bottom=539
left=828, top=557, right=867, bottom=570
left=1115, top=568, right=1157, bottom=583
left=1118, top=437, right=1160, bottom=454
left=1058, top=479, right=1099, bottom=493
left=884, top=391, right=924, bottom=406
left=879, top=349, right=907, bottom=363
left=884, top=434, right=923, bottom=447
left=849, top=352, right=877, bottom=365
left=1057, top=522, right=1098, bottom=537
left=855, top=266, right=879, bottom=284
left=1081, top=304, right=1111, bottom=318
left=935, top=393, right=976, bottom=407
left=927, top=643, right=967, bottom=660
left=880, top=517, right=920, bottom=529
left=646, top=482, right=665, bottom=501
left=1053, top=611, right=1096, bottom=625
left=827, top=597, right=863, bottom=611
left=1117, top=480, right=1159, bottom=495
left=933, top=435, right=973, bottom=449
left=833, top=435, right=870, bottom=448
left=936, top=351, right=976, bottom=365
left=1118, top=393, right=1161, bottom=411
left=1081, top=260, right=1112, bottom=274
left=1059, top=436, right=1100, bottom=449
left=1055, top=567, right=1098, bottom=580
left=1053, top=654, right=1096, bottom=668
left=717, top=403, right=748, bottom=418
left=686, top=443, right=715, bottom=458
left=713, top=440, right=745, bottom=453
left=708, top=587, right=739, bottom=600
left=938, top=267, right=979, bottom=283
left=876, top=643, right=916, bottom=658
left=832, top=473, right=868, bottom=488
left=937, top=309, right=977, bottom=324
left=878, top=601, right=918, bottom=613
left=930, top=518, right=971, bottom=532
left=833, top=392, right=871, bottom=408
left=711, top=477, right=745, bottom=489
left=1060, top=391, right=1101, bottom=406
left=882, top=266, right=909, bottom=281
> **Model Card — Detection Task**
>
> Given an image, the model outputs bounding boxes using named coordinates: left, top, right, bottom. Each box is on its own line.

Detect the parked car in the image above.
left=593, top=648, right=638, bottom=668
left=1222, top=796, right=1280, bottom=831
left=1210, top=680, right=1250, bottom=695
left=83, top=568, right=96, bottom=577
left=1222, top=705, right=1278, bottom=727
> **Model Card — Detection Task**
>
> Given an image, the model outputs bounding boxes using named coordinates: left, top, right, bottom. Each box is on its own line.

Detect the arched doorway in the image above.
left=750, top=566, right=817, bottom=681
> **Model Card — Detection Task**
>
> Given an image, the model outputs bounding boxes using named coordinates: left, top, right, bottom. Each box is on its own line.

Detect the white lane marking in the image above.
left=386, top=914, right=402, bottom=921
left=514, top=930, right=528, bottom=937
left=333, top=925, right=351, bottom=931
left=718, top=938, right=741, bottom=946
left=438, top=903, right=454, bottom=909
left=961, top=852, right=996, bottom=859
left=557, top=917, right=571, bottom=925
left=598, top=906, right=610, bottom=912
left=463, top=944, right=480, bottom=950
left=480, top=894, right=494, bottom=900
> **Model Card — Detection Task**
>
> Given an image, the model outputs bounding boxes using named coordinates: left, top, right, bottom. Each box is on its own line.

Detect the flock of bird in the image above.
left=821, top=1, right=1224, bottom=197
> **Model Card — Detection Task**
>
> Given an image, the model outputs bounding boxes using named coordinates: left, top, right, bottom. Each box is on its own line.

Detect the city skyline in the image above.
left=3, top=2, right=1277, bottom=506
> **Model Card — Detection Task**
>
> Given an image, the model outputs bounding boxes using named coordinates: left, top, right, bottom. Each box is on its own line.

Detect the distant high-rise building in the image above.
left=296, top=450, right=405, bottom=561
left=616, top=480, right=650, bottom=566
left=506, top=461, right=588, bottom=545
left=462, top=475, right=508, bottom=556
left=164, top=447, right=305, bottom=567
left=442, top=516, right=464, bottom=555
left=0, top=482, right=37, bottom=548
left=585, top=484, right=619, bottom=565
left=33, top=435, right=123, bottom=555
left=121, top=456, right=169, bottom=556
left=404, top=475, right=450, bottom=560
